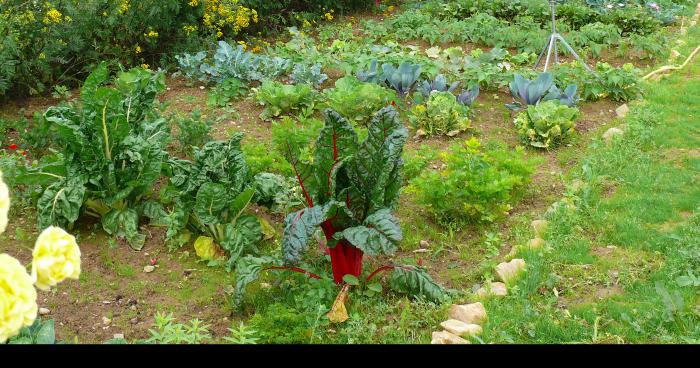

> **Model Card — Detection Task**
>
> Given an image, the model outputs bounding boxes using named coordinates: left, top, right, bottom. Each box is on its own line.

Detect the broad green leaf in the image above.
left=233, top=255, right=278, bottom=309
left=335, top=209, right=402, bottom=257
left=282, top=201, right=350, bottom=263
left=37, top=180, right=86, bottom=229
left=102, top=208, right=145, bottom=250
left=194, top=183, right=228, bottom=225
left=389, top=265, right=446, bottom=303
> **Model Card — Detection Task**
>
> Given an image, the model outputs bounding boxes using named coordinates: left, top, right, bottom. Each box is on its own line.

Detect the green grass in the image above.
left=480, top=26, right=700, bottom=343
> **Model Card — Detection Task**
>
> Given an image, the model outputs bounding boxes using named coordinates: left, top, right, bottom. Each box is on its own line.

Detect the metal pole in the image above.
left=534, top=0, right=593, bottom=73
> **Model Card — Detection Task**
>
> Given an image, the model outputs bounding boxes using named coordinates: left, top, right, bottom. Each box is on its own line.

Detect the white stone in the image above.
left=603, top=127, right=624, bottom=143
left=440, top=319, right=483, bottom=337
left=431, top=330, right=470, bottom=344
left=527, top=238, right=545, bottom=249
left=419, top=240, right=430, bottom=248
left=102, top=316, right=112, bottom=326
left=476, top=282, right=508, bottom=298
left=448, top=302, right=487, bottom=325
left=531, top=220, right=549, bottom=237
left=113, top=333, right=124, bottom=339
left=143, top=265, right=155, bottom=273
left=495, top=259, right=526, bottom=284
left=615, top=104, right=630, bottom=118
left=39, top=307, right=50, bottom=316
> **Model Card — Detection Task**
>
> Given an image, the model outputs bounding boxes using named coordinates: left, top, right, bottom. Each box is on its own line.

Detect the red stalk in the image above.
left=365, top=264, right=412, bottom=283
left=265, top=266, right=322, bottom=280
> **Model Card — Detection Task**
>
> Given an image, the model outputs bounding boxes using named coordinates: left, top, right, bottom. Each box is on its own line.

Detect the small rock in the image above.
left=531, top=220, right=549, bottom=237
left=475, top=282, right=508, bottom=298
left=431, top=330, right=470, bottom=344
left=603, top=127, right=624, bottom=143
left=615, top=104, right=629, bottom=118
left=102, top=317, right=112, bottom=326
left=113, top=333, right=124, bottom=339
left=440, top=319, right=483, bottom=337
left=143, top=265, right=155, bottom=273
left=413, top=248, right=429, bottom=253
left=448, top=302, right=488, bottom=325
left=39, top=307, right=51, bottom=316
left=419, top=240, right=430, bottom=248
left=130, top=305, right=137, bottom=311
left=130, top=317, right=138, bottom=324
left=527, top=238, right=545, bottom=249
left=199, top=86, right=205, bottom=90
left=495, top=259, right=527, bottom=284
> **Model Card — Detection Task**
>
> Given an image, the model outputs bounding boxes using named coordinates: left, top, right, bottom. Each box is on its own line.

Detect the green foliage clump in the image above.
left=514, top=100, right=580, bottom=149
left=143, top=312, right=211, bottom=344
left=409, top=91, right=471, bottom=138
left=324, top=76, right=396, bottom=124
left=174, top=108, right=213, bottom=155
left=554, top=62, right=643, bottom=102
left=411, top=138, right=535, bottom=224
left=247, top=303, right=312, bottom=344
left=255, top=80, right=317, bottom=120
left=207, top=77, right=248, bottom=107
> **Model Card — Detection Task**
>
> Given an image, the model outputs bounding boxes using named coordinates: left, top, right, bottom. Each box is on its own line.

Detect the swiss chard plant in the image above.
left=232, top=107, right=446, bottom=307
left=161, top=133, right=263, bottom=268
left=18, top=63, right=169, bottom=250
left=513, top=100, right=581, bottom=149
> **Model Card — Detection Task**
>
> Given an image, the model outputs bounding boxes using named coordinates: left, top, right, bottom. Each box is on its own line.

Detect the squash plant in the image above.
left=18, top=63, right=169, bottom=250
left=232, top=107, right=446, bottom=307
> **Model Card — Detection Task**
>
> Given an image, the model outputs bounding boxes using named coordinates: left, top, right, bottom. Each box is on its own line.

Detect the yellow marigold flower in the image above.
left=118, top=0, right=130, bottom=14
left=145, top=30, right=159, bottom=38
left=135, top=45, right=142, bottom=54
left=324, top=12, right=334, bottom=21
left=252, top=45, right=261, bottom=53
left=0, top=253, right=38, bottom=343
left=216, top=30, right=223, bottom=38
left=188, top=0, right=199, bottom=6
left=0, top=170, right=9, bottom=235
left=31, top=226, right=81, bottom=291
left=141, top=64, right=150, bottom=69
left=183, top=25, right=197, bottom=35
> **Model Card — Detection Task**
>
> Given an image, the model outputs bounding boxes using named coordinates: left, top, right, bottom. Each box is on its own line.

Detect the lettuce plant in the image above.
left=255, top=80, right=317, bottom=120
left=323, top=76, right=396, bottom=124
left=513, top=100, right=580, bottom=149
left=18, top=63, right=169, bottom=249
left=161, top=133, right=262, bottom=268
left=409, top=91, right=471, bottom=138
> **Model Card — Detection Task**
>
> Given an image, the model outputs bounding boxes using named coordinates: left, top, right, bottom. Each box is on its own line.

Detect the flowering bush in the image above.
left=0, top=170, right=81, bottom=343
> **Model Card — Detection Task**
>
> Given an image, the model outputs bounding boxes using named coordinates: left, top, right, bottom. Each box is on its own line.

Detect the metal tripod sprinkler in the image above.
left=533, top=0, right=594, bottom=73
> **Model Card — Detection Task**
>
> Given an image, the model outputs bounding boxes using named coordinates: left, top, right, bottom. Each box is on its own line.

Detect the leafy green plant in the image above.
left=143, top=312, right=211, bottom=344
left=411, top=138, right=535, bottom=224
left=291, top=63, right=328, bottom=87
left=174, top=108, right=213, bottom=155
left=323, top=76, right=396, bottom=124
left=232, top=107, right=446, bottom=306
left=207, top=77, right=248, bottom=107
left=381, top=62, right=422, bottom=97
left=514, top=100, right=580, bottom=149
left=553, top=61, right=643, bottom=102
left=7, top=318, right=56, bottom=344
left=17, top=63, right=169, bottom=249
left=224, top=322, right=260, bottom=344
left=456, top=85, right=480, bottom=106
left=255, top=80, right=317, bottom=120
left=415, top=74, right=460, bottom=100
left=161, top=133, right=262, bottom=267
left=409, top=91, right=471, bottom=138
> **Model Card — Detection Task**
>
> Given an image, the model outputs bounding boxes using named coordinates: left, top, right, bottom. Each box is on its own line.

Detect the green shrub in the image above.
left=409, top=91, right=471, bottom=138
left=207, top=77, right=248, bottom=107
left=411, top=138, right=535, bottom=224
left=247, top=303, right=311, bottom=344
left=554, top=61, right=643, bottom=102
left=324, top=76, right=396, bottom=124
left=174, top=108, right=213, bottom=154
left=513, top=100, right=580, bottom=149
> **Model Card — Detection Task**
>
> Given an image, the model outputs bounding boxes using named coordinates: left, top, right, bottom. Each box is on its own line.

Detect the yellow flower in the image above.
left=188, top=0, right=200, bottom=6
left=135, top=45, right=142, bottom=54
left=324, top=12, right=334, bottom=21
left=0, top=170, right=9, bottom=235
left=31, top=226, right=81, bottom=291
left=44, top=8, right=62, bottom=24
left=141, top=64, right=150, bottom=69
left=0, top=254, right=37, bottom=343
left=145, top=30, right=159, bottom=38
left=39, top=52, right=46, bottom=60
